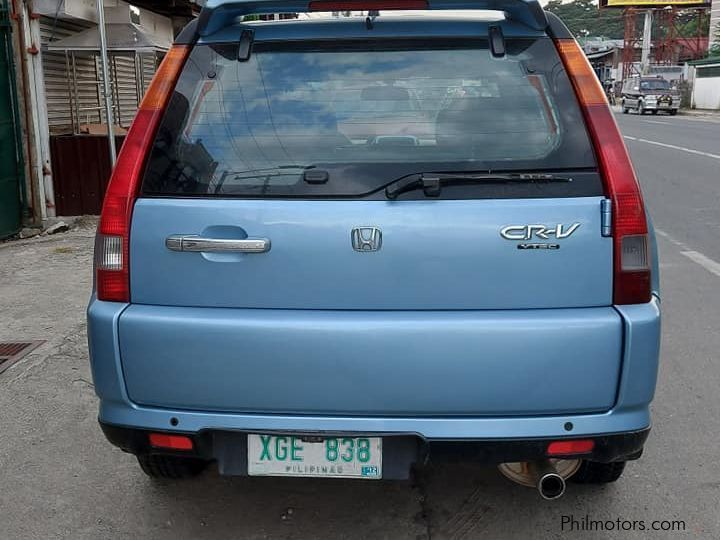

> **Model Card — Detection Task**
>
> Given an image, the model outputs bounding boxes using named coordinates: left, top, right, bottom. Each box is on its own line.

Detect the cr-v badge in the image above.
left=351, top=227, right=382, bottom=252
left=500, top=223, right=580, bottom=250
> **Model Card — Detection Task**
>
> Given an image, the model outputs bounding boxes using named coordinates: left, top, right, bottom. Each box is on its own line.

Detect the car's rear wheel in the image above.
left=651, top=110, right=658, bottom=115
left=621, top=100, right=629, bottom=114
left=137, top=454, right=208, bottom=479
left=570, top=460, right=626, bottom=484
left=669, top=109, right=678, bottom=116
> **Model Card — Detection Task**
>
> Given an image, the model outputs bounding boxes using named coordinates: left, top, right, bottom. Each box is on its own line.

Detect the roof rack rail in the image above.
left=196, top=0, right=548, bottom=36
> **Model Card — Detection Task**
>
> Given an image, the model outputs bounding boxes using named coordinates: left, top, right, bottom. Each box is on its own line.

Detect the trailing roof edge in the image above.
left=197, top=0, right=548, bottom=36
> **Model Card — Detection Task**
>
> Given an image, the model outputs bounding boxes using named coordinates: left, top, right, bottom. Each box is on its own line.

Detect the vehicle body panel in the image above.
left=89, top=296, right=660, bottom=439
left=130, top=197, right=612, bottom=310
left=118, top=304, right=623, bottom=415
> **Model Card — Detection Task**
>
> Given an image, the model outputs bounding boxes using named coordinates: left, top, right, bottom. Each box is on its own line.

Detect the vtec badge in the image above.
left=500, top=223, right=580, bottom=250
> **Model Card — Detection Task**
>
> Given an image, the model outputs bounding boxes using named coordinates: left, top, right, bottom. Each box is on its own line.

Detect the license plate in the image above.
left=247, top=434, right=382, bottom=479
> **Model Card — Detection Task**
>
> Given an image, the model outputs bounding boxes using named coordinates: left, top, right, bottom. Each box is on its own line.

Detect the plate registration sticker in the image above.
left=247, top=435, right=382, bottom=479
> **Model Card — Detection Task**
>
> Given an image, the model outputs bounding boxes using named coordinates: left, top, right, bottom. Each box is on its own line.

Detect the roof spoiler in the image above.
left=197, top=0, right=548, bottom=36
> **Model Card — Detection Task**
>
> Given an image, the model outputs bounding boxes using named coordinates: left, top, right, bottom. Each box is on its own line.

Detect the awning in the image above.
left=45, top=22, right=169, bottom=53
left=586, top=48, right=615, bottom=61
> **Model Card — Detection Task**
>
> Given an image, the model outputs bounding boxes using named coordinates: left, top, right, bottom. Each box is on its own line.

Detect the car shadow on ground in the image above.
left=130, top=460, right=624, bottom=539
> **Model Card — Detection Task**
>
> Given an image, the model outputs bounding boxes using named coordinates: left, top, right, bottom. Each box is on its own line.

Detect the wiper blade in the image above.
left=229, top=165, right=311, bottom=177
left=385, top=172, right=573, bottom=199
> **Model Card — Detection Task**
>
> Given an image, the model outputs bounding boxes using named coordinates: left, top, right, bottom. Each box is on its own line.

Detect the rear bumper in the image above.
left=643, top=103, right=679, bottom=111
left=100, top=421, right=650, bottom=478
left=88, top=296, right=660, bottom=443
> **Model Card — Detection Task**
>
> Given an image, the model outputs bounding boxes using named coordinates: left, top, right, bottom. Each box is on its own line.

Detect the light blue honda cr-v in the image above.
left=87, top=0, right=661, bottom=499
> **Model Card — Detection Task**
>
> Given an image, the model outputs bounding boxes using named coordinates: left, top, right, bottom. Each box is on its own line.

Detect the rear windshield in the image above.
left=142, top=37, right=599, bottom=198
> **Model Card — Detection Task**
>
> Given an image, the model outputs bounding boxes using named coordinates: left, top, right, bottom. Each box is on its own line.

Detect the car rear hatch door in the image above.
left=118, top=24, right=624, bottom=416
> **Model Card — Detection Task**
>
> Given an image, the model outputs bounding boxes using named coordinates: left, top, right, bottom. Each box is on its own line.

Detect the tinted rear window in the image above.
left=142, top=37, right=599, bottom=199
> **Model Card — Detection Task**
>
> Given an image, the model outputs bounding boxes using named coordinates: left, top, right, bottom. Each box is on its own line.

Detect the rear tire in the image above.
left=651, top=110, right=658, bottom=115
left=137, top=454, right=208, bottom=479
left=669, top=109, right=678, bottom=116
left=570, top=460, right=626, bottom=484
left=621, top=100, right=629, bottom=114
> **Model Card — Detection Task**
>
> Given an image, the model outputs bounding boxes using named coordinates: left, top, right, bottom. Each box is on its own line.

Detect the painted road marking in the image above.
left=680, top=251, right=720, bottom=278
left=656, top=229, right=720, bottom=278
left=623, top=136, right=720, bottom=160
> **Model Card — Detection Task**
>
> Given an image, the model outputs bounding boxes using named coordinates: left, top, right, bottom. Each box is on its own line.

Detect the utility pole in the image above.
left=96, top=0, right=117, bottom=165
left=640, top=9, right=653, bottom=75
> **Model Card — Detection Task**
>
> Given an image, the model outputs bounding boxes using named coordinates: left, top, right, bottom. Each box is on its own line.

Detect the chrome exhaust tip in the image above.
left=533, top=461, right=565, bottom=501
left=498, top=459, right=577, bottom=500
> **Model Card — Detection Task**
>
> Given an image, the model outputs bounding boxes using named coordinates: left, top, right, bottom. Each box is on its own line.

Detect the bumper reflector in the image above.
left=149, top=433, right=194, bottom=451
left=547, top=439, right=595, bottom=456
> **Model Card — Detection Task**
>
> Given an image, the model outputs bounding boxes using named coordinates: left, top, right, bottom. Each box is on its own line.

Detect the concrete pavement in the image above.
left=1, top=114, right=719, bottom=539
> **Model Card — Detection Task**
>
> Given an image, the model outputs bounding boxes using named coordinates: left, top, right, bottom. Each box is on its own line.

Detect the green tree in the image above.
left=662, top=10, right=710, bottom=40
left=545, top=0, right=625, bottom=39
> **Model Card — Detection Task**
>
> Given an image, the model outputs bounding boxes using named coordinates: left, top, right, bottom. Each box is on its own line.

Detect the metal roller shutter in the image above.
left=41, top=17, right=100, bottom=134
left=41, top=16, right=159, bottom=134
left=110, top=54, right=139, bottom=127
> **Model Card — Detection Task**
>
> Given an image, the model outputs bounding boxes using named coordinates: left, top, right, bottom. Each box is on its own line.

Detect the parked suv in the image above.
left=88, top=0, right=661, bottom=499
left=621, top=76, right=680, bottom=115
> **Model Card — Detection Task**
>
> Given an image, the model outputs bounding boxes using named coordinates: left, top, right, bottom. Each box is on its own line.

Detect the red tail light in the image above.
left=96, top=45, right=190, bottom=302
left=555, top=39, right=651, bottom=305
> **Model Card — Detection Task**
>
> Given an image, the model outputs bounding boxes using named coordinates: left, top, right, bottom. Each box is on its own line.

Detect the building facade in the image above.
left=711, top=0, right=720, bottom=48
left=10, top=1, right=197, bottom=223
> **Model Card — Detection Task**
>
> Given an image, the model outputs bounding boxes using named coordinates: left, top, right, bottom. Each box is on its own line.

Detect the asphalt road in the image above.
left=1, top=112, right=719, bottom=539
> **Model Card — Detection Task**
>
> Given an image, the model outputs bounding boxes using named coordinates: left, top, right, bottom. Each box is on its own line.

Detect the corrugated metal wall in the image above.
left=111, top=54, right=140, bottom=127
left=41, top=17, right=100, bottom=133
left=41, top=16, right=159, bottom=134
left=43, top=15, right=162, bottom=215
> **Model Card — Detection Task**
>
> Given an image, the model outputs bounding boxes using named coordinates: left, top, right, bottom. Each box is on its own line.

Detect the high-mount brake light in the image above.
left=95, top=45, right=190, bottom=302
left=309, top=0, right=428, bottom=9
left=555, top=39, right=651, bottom=305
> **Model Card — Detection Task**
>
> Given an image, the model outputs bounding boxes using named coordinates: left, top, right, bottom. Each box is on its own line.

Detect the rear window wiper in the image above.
left=385, top=172, right=572, bottom=199
left=219, top=165, right=328, bottom=186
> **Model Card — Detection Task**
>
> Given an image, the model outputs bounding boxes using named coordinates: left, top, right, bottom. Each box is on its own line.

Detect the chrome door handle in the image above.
left=165, top=235, right=270, bottom=253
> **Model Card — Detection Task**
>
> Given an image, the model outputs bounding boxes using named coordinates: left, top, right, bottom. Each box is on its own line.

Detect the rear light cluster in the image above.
left=555, top=39, right=651, bottom=305
left=96, top=45, right=190, bottom=302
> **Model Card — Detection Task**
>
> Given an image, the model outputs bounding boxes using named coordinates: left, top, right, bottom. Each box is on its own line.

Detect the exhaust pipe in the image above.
left=498, top=459, right=578, bottom=499
left=528, top=460, right=566, bottom=500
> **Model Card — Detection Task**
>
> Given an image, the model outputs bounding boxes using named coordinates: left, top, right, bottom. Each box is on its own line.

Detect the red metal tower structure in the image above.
left=622, top=8, right=641, bottom=80
left=616, top=4, right=709, bottom=81
left=655, top=7, right=678, bottom=63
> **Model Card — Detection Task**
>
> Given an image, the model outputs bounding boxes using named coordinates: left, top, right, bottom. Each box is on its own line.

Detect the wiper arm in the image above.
left=226, top=165, right=329, bottom=185
left=385, top=172, right=572, bottom=199
left=229, top=165, right=312, bottom=177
